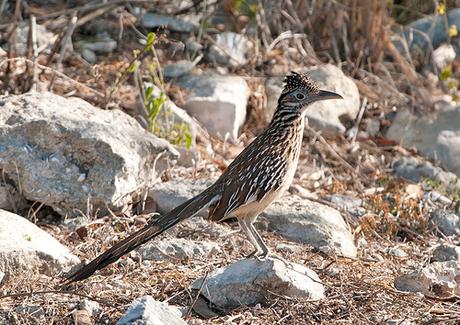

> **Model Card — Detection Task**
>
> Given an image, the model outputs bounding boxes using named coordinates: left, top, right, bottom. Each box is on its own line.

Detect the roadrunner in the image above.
left=66, top=71, right=342, bottom=283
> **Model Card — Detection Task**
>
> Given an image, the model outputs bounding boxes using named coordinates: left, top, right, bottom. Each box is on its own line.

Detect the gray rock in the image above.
left=81, top=48, right=97, bottom=64
left=176, top=74, right=249, bottom=139
left=15, top=305, right=45, bottom=320
left=0, top=92, right=177, bottom=217
left=117, top=296, right=186, bottom=325
left=384, top=246, right=408, bottom=258
left=163, top=60, right=195, bottom=79
left=1, top=22, right=56, bottom=56
left=261, top=195, right=357, bottom=257
left=386, top=102, right=460, bottom=177
left=399, top=9, right=460, bottom=57
left=76, top=33, right=117, bottom=54
left=141, top=13, right=196, bottom=33
left=0, top=210, right=80, bottom=276
left=432, top=243, right=460, bottom=262
left=265, top=64, right=360, bottom=133
left=78, top=299, right=101, bottom=317
left=149, top=178, right=213, bottom=214
left=207, top=32, right=253, bottom=68
left=429, top=209, right=460, bottom=236
left=191, top=257, right=324, bottom=312
left=142, top=83, right=198, bottom=147
left=394, top=261, right=460, bottom=298
left=138, top=237, right=220, bottom=261
left=175, top=147, right=201, bottom=167
left=324, top=194, right=366, bottom=218
left=392, top=156, right=459, bottom=188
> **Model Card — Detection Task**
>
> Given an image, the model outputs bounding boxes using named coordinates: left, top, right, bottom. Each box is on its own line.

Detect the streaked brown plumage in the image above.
left=65, top=71, right=342, bottom=283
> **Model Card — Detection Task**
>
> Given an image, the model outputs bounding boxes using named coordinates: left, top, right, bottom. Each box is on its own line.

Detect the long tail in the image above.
left=64, top=189, right=219, bottom=284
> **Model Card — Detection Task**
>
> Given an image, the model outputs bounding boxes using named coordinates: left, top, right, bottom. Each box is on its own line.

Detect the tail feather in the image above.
left=64, top=190, right=219, bottom=284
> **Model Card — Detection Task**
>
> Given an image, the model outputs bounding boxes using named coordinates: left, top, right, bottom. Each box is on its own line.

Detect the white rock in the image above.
left=117, top=296, right=186, bottom=325
left=394, top=261, right=460, bottom=298
left=141, top=13, right=196, bottom=33
left=0, top=92, right=178, bottom=217
left=261, top=195, right=357, bottom=257
left=433, top=44, right=456, bottom=70
left=138, top=237, right=220, bottom=261
left=0, top=210, right=79, bottom=276
left=207, top=32, right=253, bottom=68
left=191, top=257, right=324, bottom=311
left=386, top=104, right=460, bottom=177
left=432, top=243, right=460, bottom=262
left=265, top=64, right=360, bottom=133
left=176, top=74, right=249, bottom=139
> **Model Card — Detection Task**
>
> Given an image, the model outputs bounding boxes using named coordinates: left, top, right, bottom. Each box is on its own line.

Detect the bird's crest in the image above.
left=282, top=71, right=319, bottom=94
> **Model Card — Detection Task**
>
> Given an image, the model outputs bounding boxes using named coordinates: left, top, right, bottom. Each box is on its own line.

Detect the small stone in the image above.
left=15, top=305, right=45, bottom=319
left=207, top=32, right=253, bottom=68
left=324, top=193, right=366, bottom=218
left=392, top=157, right=459, bottom=189
left=137, top=238, right=220, bottom=261
left=176, top=74, right=249, bottom=139
left=275, top=243, right=301, bottom=253
left=429, top=209, right=460, bottom=236
left=78, top=299, right=101, bottom=317
left=433, top=44, right=456, bottom=70
left=366, top=119, right=381, bottom=137
left=191, top=257, right=324, bottom=313
left=431, top=243, right=460, bottom=262
left=141, top=13, right=196, bottom=33
left=117, top=296, right=186, bottom=325
left=76, top=33, right=117, bottom=54
left=261, top=195, right=357, bottom=257
left=175, top=146, right=201, bottom=168
left=0, top=210, right=80, bottom=276
left=81, top=48, right=97, bottom=64
left=394, top=261, right=460, bottom=298
left=384, top=246, right=408, bottom=258
left=163, top=60, right=195, bottom=79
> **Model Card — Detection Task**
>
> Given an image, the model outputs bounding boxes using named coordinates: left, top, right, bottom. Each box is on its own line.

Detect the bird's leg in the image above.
left=247, top=223, right=270, bottom=259
left=248, top=223, right=294, bottom=268
left=238, top=219, right=263, bottom=258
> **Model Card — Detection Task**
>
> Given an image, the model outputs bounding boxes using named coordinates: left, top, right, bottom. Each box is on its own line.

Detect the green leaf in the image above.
left=146, top=32, right=156, bottom=48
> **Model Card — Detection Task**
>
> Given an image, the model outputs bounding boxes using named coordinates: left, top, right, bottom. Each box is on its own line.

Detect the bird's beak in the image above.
left=315, top=90, right=343, bottom=101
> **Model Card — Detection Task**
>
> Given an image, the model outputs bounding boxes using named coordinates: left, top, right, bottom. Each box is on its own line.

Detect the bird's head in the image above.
left=277, top=71, right=343, bottom=115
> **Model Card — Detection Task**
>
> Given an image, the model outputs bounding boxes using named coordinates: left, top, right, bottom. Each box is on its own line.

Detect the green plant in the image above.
left=112, top=32, right=192, bottom=149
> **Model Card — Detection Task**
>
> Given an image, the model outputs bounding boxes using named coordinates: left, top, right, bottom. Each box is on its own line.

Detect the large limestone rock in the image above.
left=176, top=74, right=250, bottom=140
left=117, top=296, right=186, bottom=325
left=265, top=64, right=360, bottom=133
left=387, top=104, right=460, bottom=177
left=191, top=257, right=324, bottom=314
left=0, top=210, right=79, bottom=276
left=0, top=92, right=178, bottom=217
left=261, top=195, right=357, bottom=257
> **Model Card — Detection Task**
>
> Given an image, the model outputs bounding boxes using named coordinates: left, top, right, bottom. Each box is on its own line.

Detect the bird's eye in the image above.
left=295, top=93, right=305, bottom=100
